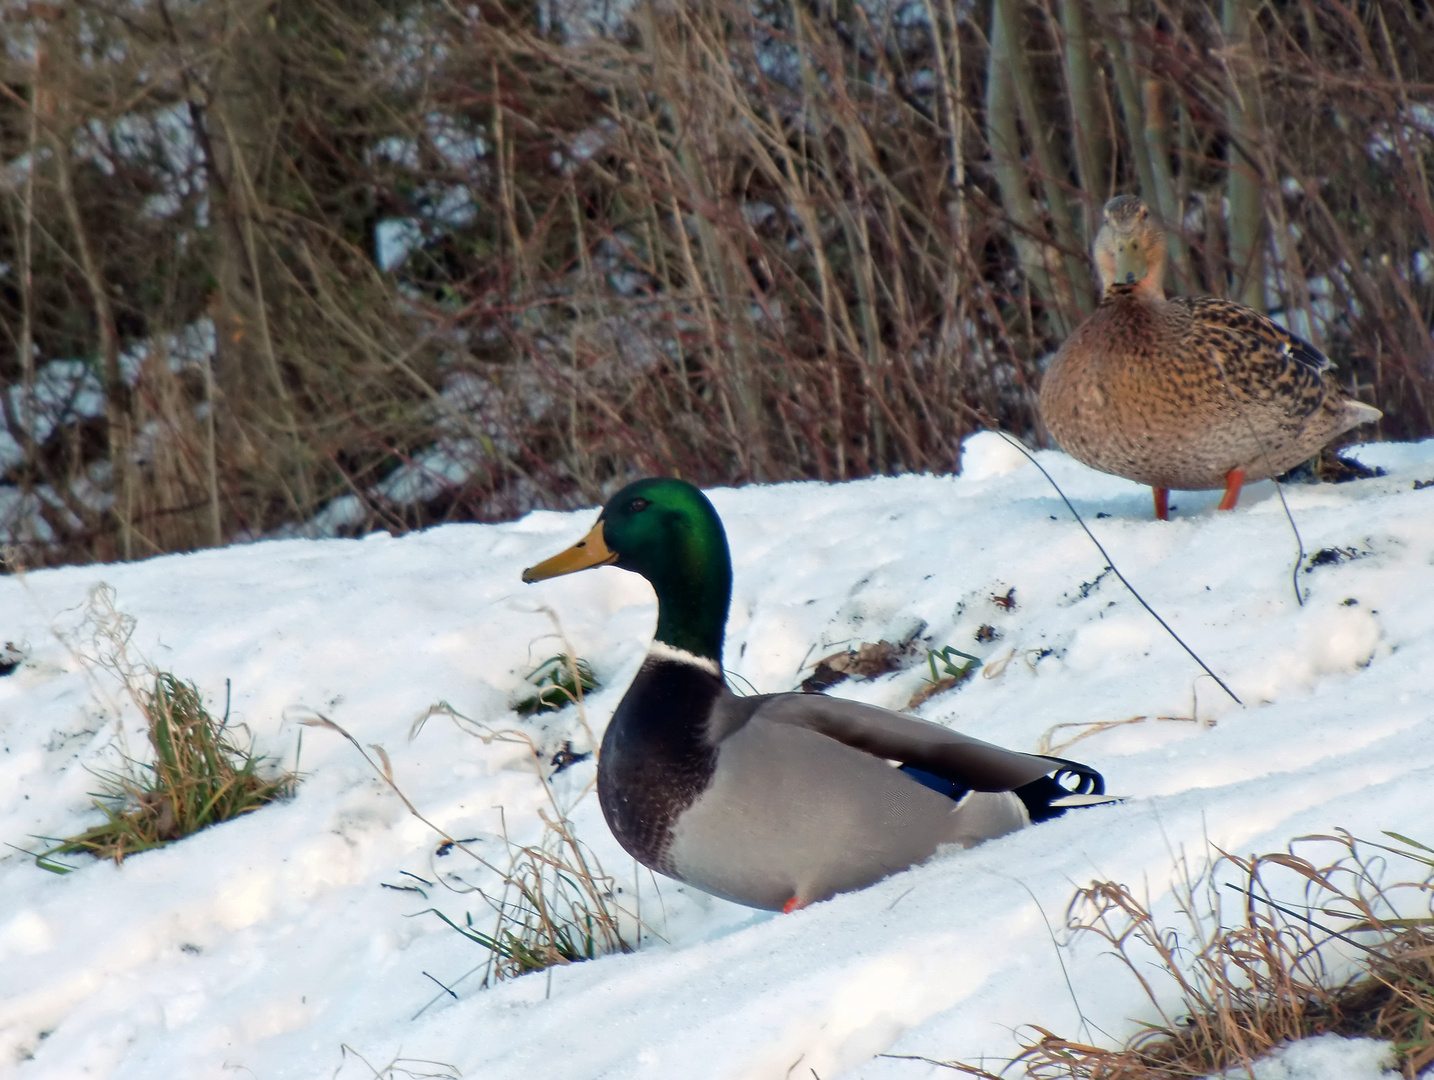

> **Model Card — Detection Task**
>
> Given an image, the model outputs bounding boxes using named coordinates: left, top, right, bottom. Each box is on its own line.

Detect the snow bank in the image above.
left=3, top=436, right=1433, bottom=1078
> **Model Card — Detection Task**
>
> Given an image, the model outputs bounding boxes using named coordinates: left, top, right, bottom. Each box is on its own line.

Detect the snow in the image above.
left=1211, top=1034, right=1398, bottom=1079
left=375, top=217, right=423, bottom=271
left=3, top=433, right=1434, bottom=1079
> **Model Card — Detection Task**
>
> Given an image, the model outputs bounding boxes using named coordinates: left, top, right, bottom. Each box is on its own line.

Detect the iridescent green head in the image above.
left=523, top=478, right=733, bottom=664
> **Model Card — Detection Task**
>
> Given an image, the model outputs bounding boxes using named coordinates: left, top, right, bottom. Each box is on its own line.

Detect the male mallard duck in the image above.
left=1039, top=195, right=1382, bottom=520
left=523, top=478, right=1109, bottom=912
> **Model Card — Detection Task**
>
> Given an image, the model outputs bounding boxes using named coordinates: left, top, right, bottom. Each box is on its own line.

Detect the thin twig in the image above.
left=994, top=430, right=1242, bottom=705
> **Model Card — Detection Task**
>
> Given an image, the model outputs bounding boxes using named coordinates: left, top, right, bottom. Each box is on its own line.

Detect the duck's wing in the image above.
left=1189, top=296, right=1332, bottom=371
left=717, top=691, right=1103, bottom=795
left=1177, top=297, right=1384, bottom=439
left=1177, top=296, right=1338, bottom=403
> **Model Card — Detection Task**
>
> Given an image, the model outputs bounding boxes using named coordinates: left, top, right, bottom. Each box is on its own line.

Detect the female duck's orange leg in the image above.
left=1152, top=487, right=1170, bottom=521
left=782, top=896, right=809, bottom=914
left=1217, top=468, right=1246, bottom=511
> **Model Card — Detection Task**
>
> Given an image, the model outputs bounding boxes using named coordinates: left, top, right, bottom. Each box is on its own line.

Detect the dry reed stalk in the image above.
left=1035, top=714, right=1199, bottom=757
left=4, top=0, right=1432, bottom=566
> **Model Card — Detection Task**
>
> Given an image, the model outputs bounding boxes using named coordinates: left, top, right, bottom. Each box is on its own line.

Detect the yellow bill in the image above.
left=522, top=519, right=617, bottom=582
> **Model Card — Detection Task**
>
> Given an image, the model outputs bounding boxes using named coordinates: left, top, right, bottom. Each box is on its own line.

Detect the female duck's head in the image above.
left=523, top=478, right=732, bottom=664
left=1094, top=195, right=1167, bottom=296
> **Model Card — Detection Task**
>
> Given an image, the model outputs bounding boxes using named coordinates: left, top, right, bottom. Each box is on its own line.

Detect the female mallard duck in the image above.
left=523, top=478, right=1109, bottom=912
left=1039, top=195, right=1381, bottom=520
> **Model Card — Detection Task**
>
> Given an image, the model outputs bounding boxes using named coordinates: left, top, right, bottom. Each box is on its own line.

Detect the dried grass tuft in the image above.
left=513, top=654, right=599, bottom=718
left=39, top=673, right=296, bottom=868
left=946, top=831, right=1434, bottom=1079
left=406, top=697, right=636, bottom=984
left=303, top=641, right=635, bottom=987
left=34, top=585, right=296, bottom=870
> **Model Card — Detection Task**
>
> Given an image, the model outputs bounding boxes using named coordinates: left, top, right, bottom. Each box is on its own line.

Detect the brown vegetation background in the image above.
left=1, top=0, right=1430, bottom=567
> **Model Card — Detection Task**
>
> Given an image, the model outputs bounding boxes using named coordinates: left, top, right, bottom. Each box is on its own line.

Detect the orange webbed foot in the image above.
left=782, top=896, right=809, bottom=914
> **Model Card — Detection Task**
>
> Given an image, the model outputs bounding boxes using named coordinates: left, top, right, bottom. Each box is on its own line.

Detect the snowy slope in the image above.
left=2, top=433, right=1433, bottom=1080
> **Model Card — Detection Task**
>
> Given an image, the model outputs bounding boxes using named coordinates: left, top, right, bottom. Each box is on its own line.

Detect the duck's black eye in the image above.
left=629, top=497, right=650, bottom=513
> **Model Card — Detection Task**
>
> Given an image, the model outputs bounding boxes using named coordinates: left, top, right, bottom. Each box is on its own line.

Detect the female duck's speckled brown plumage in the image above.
left=1039, top=195, right=1382, bottom=519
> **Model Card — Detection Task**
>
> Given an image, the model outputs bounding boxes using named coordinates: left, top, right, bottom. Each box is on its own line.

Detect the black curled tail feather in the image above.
left=1014, top=759, right=1107, bottom=824
left=1045, top=757, right=1105, bottom=796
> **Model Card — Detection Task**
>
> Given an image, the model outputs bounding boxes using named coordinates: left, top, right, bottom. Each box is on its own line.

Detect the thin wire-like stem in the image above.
left=994, top=430, right=1242, bottom=705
